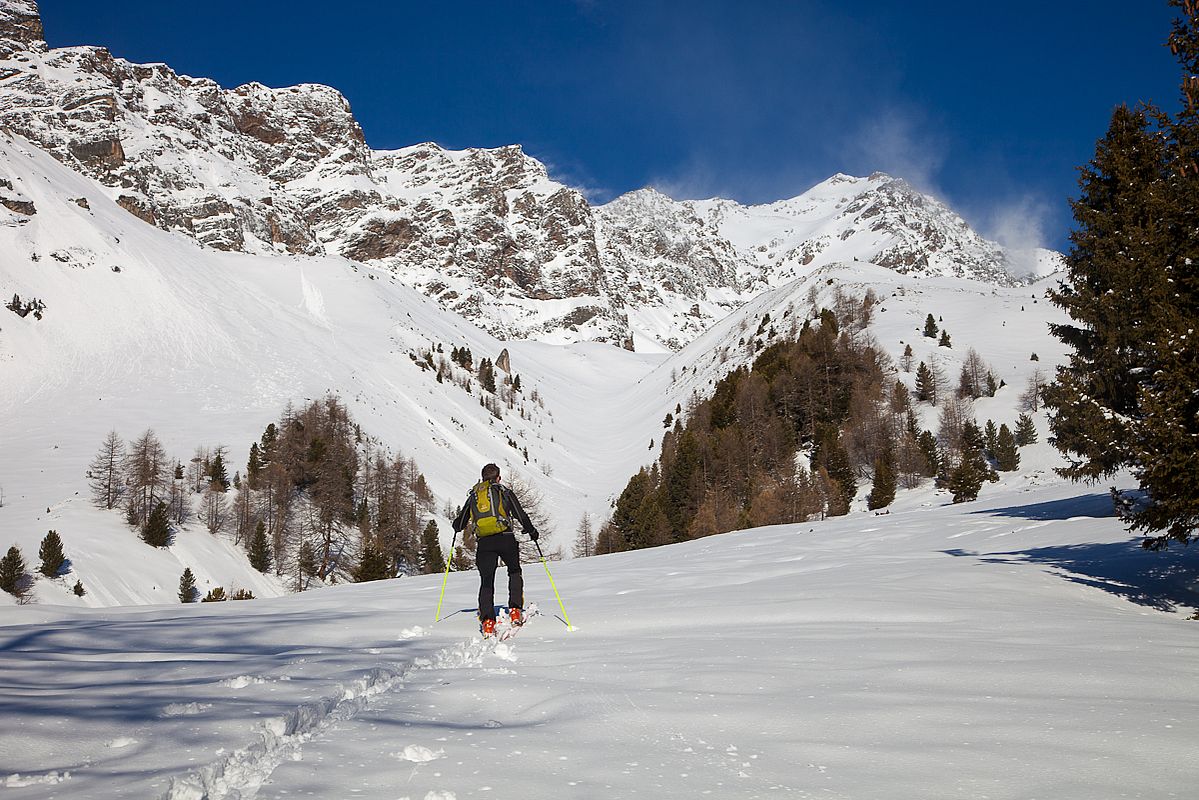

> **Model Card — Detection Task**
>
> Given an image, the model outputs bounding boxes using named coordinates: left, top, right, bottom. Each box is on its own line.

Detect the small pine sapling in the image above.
left=923, top=314, right=939, bottom=338
left=178, top=567, right=197, bottom=603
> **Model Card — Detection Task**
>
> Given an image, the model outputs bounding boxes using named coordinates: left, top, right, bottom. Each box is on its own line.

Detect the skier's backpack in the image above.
left=471, top=480, right=510, bottom=536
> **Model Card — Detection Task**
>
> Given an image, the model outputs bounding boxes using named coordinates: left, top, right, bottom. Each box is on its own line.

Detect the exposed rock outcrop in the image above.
left=0, top=1, right=1034, bottom=350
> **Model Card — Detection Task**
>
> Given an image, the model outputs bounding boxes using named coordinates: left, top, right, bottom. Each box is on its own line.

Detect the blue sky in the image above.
left=42, top=1, right=1182, bottom=252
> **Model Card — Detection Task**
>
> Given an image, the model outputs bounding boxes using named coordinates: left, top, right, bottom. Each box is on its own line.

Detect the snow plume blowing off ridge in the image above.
left=987, top=194, right=1060, bottom=278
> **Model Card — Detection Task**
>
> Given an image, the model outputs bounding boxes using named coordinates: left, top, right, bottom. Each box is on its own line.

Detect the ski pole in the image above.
left=434, top=530, right=457, bottom=623
left=535, top=539, right=573, bottom=629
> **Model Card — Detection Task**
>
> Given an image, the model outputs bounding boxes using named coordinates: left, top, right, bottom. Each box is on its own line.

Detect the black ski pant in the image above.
left=477, top=531, right=523, bottom=620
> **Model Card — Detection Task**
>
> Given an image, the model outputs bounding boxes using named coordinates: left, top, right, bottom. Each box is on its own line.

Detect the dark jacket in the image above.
left=452, top=481, right=536, bottom=536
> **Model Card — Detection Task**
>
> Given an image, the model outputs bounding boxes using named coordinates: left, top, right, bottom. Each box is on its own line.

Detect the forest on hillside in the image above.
left=596, top=292, right=1037, bottom=555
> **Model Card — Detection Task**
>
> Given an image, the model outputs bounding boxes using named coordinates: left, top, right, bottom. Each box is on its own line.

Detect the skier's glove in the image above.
left=528, top=529, right=540, bottom=542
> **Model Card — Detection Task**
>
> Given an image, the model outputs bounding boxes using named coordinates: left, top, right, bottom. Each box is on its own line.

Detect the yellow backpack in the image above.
left=471, top=480, right=510, bottom=536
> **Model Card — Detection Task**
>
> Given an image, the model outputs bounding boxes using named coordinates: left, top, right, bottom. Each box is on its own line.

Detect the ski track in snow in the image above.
left=160, top=620, right=533, bottom=800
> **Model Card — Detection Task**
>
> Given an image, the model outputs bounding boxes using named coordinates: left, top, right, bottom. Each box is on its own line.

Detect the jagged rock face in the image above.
left=0, top=8, right=359, bottom=254
left=683, top=173, right=1019, bottom=288
left=331, top=143, right=632, bottom=346
left=595, top=189, right=759, bottom=349
left=0, top=0, right=43, bottom=58
left=0, top=1, right=1030, bottom=351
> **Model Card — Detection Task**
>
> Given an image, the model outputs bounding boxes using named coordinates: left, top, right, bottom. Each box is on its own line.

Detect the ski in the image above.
left=479, top=602, right=540, bottom=640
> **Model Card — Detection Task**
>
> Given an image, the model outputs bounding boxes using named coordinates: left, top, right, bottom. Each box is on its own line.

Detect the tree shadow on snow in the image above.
left=970, top=491, right=1116, bottom=521
left=945, top=540, right=1199, bottom=613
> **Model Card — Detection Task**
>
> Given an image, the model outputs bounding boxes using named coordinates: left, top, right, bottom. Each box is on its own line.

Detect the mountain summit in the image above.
left=0, top=1, right=1045, bottom=350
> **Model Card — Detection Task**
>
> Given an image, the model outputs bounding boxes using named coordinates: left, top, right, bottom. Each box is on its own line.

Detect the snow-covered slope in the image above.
left=0, top=130, right=663, bottom=606
left=0, top=119, right=1078, bottom=609
left=1, top=475, right=1196, bottom=798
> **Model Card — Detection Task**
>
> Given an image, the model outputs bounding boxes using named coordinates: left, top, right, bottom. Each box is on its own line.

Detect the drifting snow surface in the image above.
left=2, top=472, right=1197, bottom=798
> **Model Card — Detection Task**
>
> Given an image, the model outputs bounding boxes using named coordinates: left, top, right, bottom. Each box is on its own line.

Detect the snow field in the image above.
left=2, top=477, right=1196, bottom=799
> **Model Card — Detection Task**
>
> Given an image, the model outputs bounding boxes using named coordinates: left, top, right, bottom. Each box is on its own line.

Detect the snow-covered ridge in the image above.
left=0, top=1, right=1056, bottom=352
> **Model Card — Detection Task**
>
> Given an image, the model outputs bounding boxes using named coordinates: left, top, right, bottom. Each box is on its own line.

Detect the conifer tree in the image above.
left=477, top=358, right=496, bottom=393
left=0, top=545, right=27, bottom=596
left=202, top=587, right=228, bottom=602
left=948, top=450, right=987, bottom=503
left=915, top=361, right=934, bottom=403
left=419, top=519, right=445, bottom=574
left=938, top=330, right=952, bottom=348
left=961, top=419, right=985, bottom=454
left=915, top=358, right=945, bottom=405
left=901, top=343, right=915, bottom=372
left=297, top=540, right=319, bottom=585
left=816, top=430, right=855, bottom=516
left=354, top=540, right=393, bottom=582
left=73, top=579, right=85, bottom=597
left=178, top=567, right=197, bottom=603
left=1126, top=0, right=1199, bottom=547
left=917, top=430, right=940, bottom=477
left=995, top=424, right=1021, bottom=471
left=923, top=314, right=939, bottom=338
left=142, top=501, right=171, bottom=547
left=1038, top=3, right=1199, bottom=546
left=259, top=423, right=278, bottom=463
left=209, top=451, right=229, bottom=491
left=984, top=420, right=999, bottom=457
left=1015, top=413, right=1038, bottom=446
left=246, top=443, right=262, bottom=489
left=248, top=521, right=272, bottom=573
left=38, top=530, right=66, bottom=578
left=866, top=451, right=897, bottom=510
left=1044, top=103, right=1168, bottom=481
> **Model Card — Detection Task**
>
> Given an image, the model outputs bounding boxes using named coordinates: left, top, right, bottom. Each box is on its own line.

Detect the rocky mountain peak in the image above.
left=0, top=4, right=1039, bottom=352
left=0, top=0, right=43, bottom=58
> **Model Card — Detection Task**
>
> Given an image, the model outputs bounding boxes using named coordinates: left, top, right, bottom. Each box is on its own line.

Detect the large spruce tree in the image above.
left=1130, top=1, right=1199, bottom=547
left=1044, top=104, right=1168, bottom=480
left=1046, top=1, right=1199, bottom=547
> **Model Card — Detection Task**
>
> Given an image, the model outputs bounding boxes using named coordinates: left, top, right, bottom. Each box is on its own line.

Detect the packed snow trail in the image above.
left=161, top=624, right=533, bottom=800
